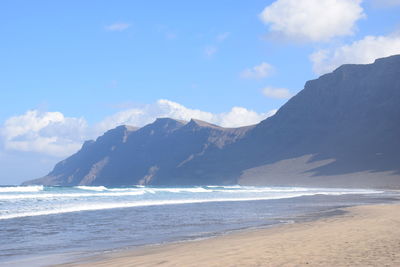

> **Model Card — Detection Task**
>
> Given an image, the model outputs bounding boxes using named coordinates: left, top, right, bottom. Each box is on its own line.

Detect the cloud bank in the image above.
left=1, top=111, right=87, bottom=157
left=96, top=99, right=276, bottom=132
left=311, top=34, right=400, bottom=75
left=1, top=100, right=276, bottom=157
left=260, top=0, right=364, bottom=42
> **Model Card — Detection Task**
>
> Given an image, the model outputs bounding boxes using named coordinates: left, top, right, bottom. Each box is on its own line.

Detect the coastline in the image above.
left=58, top=202, right=400, bottom=266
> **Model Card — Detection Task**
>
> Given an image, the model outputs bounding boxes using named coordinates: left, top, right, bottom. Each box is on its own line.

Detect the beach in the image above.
left=61, top=203, right=400, bottom=267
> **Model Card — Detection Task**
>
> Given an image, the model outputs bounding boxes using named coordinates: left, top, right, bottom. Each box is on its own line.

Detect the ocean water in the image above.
left=0, top=185, right=393, bottom=266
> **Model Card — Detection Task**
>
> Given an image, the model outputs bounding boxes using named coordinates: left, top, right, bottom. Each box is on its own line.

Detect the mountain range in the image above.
left=24, top=55, right=400, bottom=188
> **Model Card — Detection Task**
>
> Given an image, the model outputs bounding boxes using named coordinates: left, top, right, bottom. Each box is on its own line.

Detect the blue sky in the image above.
left=1, top=0, right=400, bottom=184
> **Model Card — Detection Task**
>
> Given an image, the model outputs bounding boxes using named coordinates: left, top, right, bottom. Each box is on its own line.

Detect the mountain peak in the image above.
left=151, top=117, right=187, bottom=128
left=154, top=117, right=187, bottom=124
left=186, top=119, right=223, bottom=130
left=140, top=117, right=187, bottom=135
left=104, top=124, right=138, bottom=134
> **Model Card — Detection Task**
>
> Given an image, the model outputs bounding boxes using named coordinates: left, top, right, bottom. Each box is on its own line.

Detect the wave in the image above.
left=205, top=185, right=314, bottom=192
left=0, top=190, right=147, bottom=200
left=0, top=185, right=44, bottom=193
left=0, top=185, right=381, bottom=200
left=0, top=190, right=382, bottom=220
left=0, top=195, right=311, bottom=220
left=74, top=186, right=212, bottom=193
left=0, top=188, right=212, bottom=200
left=151, top=187, right=211, bottom=193
left=75, top=186, right=212, bottom=193
left=206, top=185, right=242, bottom=189
left=211, top=187, right=380, bottom=194
left=74, top=186, right=151, bottom=192
left=75, top=186, right=108, bottom=191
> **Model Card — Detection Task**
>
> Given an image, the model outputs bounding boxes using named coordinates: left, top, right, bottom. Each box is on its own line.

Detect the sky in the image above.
left=1, top=0, right=400, bottom=184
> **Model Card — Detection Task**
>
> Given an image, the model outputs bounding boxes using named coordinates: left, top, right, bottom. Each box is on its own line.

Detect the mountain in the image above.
left=183, top=55, right=400, bottom=188
left=24, top=118, right=253, bottom=186
left=24, top=55, right=400, bottom=188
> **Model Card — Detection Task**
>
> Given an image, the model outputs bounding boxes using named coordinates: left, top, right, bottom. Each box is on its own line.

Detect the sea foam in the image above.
left=0, top=186, right=382, bottom=220
left=0, top=185, right=44, bottom=193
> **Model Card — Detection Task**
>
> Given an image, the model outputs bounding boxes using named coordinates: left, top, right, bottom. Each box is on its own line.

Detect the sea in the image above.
left=0, top=185, right=397, bottom=266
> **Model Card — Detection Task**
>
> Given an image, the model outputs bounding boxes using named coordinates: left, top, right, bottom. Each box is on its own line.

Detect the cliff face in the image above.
left=24, top=55, right=400, bottom=188
left=235, top=55, right=400, bottom=188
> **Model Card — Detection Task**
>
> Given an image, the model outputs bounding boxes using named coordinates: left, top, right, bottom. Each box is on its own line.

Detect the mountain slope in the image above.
left=24, top=55, right=400, bottom=188
left=24, top=118, right=253, bottom=186
left=236, top=55, right=400, bottom=187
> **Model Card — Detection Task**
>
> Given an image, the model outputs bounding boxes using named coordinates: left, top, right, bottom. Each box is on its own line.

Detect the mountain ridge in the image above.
left=24, top=55, right=400, bottom=188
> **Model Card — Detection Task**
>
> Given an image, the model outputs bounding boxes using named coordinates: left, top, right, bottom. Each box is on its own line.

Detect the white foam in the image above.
left=0, top=185, right=381, bottom=201
left=0, top=190, right=147, bottom=200
left=0, top=189, right=382, bottom=220
left=0, top=196, right=299, bottom=220
left=151, top=187, right=211, bottom=193
left=213, top=187, right=380, bottom=194
left=0, top=186, right=44, bottom=193
left=215, top=185, right=242, bottom=189
left=73, top=186, right=212, bottom=193
left=107, top=188, right=134, bottom=192
left=75, top=186, right=108, bottom=191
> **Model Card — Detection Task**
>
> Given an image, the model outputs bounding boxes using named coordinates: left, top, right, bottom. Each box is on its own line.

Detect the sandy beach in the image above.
left=59, top=203, right=400, bottom=267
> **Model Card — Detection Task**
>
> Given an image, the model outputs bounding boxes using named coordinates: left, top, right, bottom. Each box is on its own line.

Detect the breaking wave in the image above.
left=0, top=185, right=382, bottom=220
left=0, top=185, right=44, bottom=193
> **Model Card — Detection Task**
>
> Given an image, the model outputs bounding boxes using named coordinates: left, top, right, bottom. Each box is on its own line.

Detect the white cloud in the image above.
left=240, top=62, right=274, bottom=79
left=260, top=0, right=365, bottom=42
left=105, top=22, right=131, bottom=32
left=215, top=107, right=277, bottom=128
left=1, top=110, right=87, bottom=157
left=1, top=100, right=276, bottom=157
left=204, top=46, right=218, bottom=57
left=96, top=99, right=275, bottom=131
left=310, top=34, right=400, bottom=75
left=262, top=87, right=293, bottom=99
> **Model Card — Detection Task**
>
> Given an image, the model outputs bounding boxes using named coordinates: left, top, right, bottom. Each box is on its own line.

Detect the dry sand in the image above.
left=60, top=204, right=400, bottom=267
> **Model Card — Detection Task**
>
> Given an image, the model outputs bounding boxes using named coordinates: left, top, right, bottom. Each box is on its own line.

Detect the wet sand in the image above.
left=60, top=204, right=400, bottom=267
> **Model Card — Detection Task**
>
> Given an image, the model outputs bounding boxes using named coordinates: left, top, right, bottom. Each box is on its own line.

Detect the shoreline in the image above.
left=58, top=202, right=400, bottom=266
